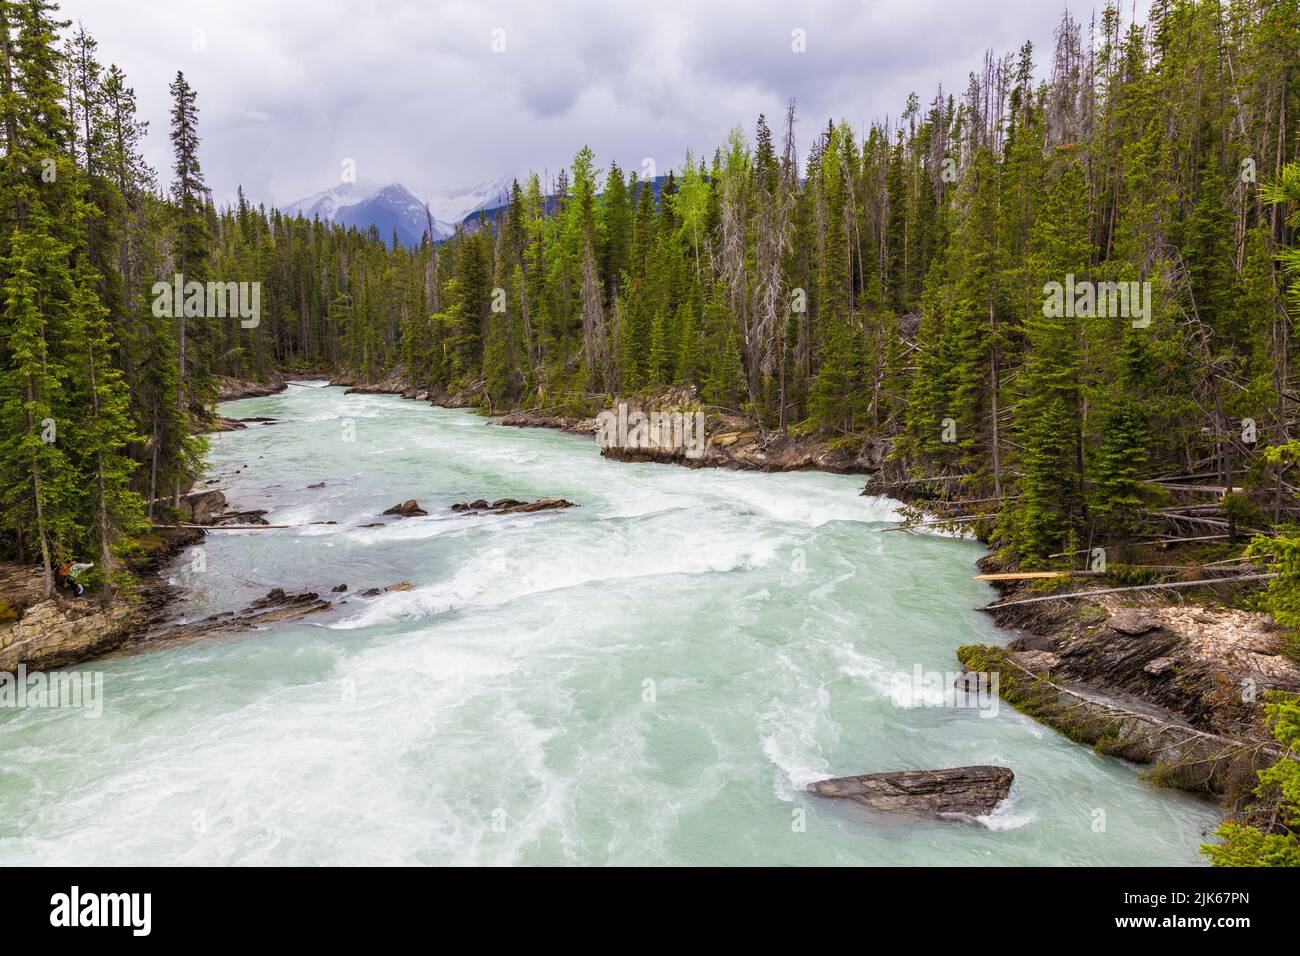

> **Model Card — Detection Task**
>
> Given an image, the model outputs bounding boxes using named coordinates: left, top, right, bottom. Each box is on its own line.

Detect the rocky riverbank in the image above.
left=12, top=365, right=1289, bottom=839
left=0, top=522, right=200, bottom=672
left=214, top=373, right=292, bottom=401
left=325, top=367, right=1300, bottom=802
left=329, top=368, right=891, bottom=474
left=0, top=485, right=282, bottom=672
left=955, top=556, right=1300, bottom=799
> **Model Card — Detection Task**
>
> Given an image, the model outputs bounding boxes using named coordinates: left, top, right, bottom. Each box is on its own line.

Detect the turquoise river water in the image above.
left=0, top=384, right=1221, bottom=864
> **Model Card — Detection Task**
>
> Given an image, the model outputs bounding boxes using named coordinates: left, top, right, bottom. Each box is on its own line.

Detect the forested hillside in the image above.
left=2, top=0, right=1300, bottom=599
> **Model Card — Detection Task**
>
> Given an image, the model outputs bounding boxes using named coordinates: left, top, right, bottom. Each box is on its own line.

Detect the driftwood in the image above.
left=974, top=571, right=1104, bottom=581
left=153, top=523, right=292, bottom=530
left=982, top=573, right=1279, bottom=610
left=1145, top=482, right=1243, bottom=494
left=882, top=514, right=986, bottom=532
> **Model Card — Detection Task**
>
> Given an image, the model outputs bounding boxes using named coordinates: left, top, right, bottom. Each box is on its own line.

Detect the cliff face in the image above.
left=0, top=599, right=141, bottom=672
left=596, top=427, right=887, bottom=474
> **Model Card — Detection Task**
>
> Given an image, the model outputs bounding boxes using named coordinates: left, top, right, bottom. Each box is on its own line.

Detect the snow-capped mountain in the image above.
left=282, top=181, right=373, bottom=223
left=283, top=181, right=438, bottom=247
left=283, top=175, right=517, bottom=246
left=333, top=183, right=435, bottom=248
left=424, top=175, right=515, bottom=231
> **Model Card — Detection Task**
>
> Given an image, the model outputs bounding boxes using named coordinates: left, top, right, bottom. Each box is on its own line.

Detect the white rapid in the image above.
left=0, top=385, right=1219, bottom=865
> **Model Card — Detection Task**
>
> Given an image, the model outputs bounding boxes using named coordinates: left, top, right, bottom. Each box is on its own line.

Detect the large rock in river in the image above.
left=382, top=499, right=428, bottom=517
left=808, top=766, right=1014, bottom=817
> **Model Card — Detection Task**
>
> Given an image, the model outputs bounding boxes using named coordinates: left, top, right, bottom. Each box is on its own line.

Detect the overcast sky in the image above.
left=57, top=0, right=1152, bottom=208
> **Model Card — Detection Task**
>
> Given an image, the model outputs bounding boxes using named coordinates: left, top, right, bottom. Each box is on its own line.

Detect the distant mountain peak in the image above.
left=282, top=180, right=435, bottom=248
left=282, top=176, right=516, bottom=247
left=425, top=175, right=516, bottom=230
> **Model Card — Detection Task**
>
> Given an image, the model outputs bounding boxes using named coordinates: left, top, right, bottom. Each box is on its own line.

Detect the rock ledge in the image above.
left=809, top=766, right=1014, bottom=817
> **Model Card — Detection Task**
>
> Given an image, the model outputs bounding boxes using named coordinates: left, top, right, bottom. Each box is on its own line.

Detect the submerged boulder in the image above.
left=359, top=581, right=413, bottom=597
left=808, top=766, right=1014, bottom=817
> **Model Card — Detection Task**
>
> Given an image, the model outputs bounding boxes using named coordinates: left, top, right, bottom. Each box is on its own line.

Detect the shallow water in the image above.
left=0, top=384, right=1220, bottom=865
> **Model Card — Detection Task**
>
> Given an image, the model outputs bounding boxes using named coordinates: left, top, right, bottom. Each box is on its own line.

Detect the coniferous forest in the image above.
left=3, top=0, right=1299, bottom=587
left=3, top=0, right=1300, bottom=871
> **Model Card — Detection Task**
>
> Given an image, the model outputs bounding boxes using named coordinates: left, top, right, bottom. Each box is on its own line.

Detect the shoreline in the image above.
left=6, top=372, right=1295, bottom=831
left=963, top=560, right=1299, bottom=799
left=330, top=370, right=891, bottom=476
left=0, top=523, right=201, bottom=673
left=324, top=371, right=1300, bottom=811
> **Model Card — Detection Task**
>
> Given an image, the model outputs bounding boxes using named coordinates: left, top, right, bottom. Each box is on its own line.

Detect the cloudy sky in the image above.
left=58, top=0, right=1152, bottom=209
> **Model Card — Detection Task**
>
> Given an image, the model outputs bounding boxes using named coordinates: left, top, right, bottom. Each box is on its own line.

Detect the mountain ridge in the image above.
left=282, top=176, right=516, bottom=247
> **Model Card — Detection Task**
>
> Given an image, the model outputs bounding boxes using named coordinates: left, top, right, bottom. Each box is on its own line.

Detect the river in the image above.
left=0, top=384, right=1221, bottom=865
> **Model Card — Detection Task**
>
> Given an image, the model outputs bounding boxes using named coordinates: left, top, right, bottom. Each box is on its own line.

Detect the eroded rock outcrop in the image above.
left=451, top=498, right=575, bottom=515
left=359, top=582, right=414, bottom=597
left=956, top=643, right=1288, bottom=796
left=179, top=490, right=228, bottom=524
left=809, top=766, right=1014, bottom=817
left=382, top=500, right=428, bottom=517
left=215, top=375, right=289, bottom=400
left=138, top=589, right=332, bottom=650
left=0, top=599, right=140, bottom=672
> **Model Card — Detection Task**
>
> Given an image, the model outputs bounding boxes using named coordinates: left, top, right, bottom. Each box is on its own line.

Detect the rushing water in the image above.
left=0, top=384, right=1220, bottom=865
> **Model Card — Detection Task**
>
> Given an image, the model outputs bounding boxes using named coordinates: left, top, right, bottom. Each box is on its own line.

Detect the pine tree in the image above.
left=167, top=70, right=210, bottom=462
left=66, top=261, right=144, bottom=600
left=0, top=221, right=77, bottom=596
left=998, top=157, right=1092, bottom=563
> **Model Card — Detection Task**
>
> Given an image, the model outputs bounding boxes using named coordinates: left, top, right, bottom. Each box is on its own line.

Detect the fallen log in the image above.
left=1145, top=482, right=1244, bottom=494
left=981, top=573, right=1279, bottom=610
left=974, top=571, right=1104, bottom=581
left=881, top=514, right=986, bottom=531
left=153, top=523, right=292, bottom=530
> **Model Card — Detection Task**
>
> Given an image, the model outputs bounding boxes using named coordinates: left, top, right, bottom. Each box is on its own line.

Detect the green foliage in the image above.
left=1203, top=693, right=1300, bottom=867
left=1246, top=442, right=1300, bottom=628
left=6, top=1, right=1300, bottom=612
left=1246, top=526, right=1300, bottom=628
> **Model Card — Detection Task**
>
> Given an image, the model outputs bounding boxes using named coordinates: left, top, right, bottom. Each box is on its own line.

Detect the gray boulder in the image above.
left=809, top=766, right=1013, bottom=817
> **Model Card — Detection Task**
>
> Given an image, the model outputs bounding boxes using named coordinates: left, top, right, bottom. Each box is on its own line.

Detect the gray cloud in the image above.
left=58, top=0, right=1152, bottom=206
